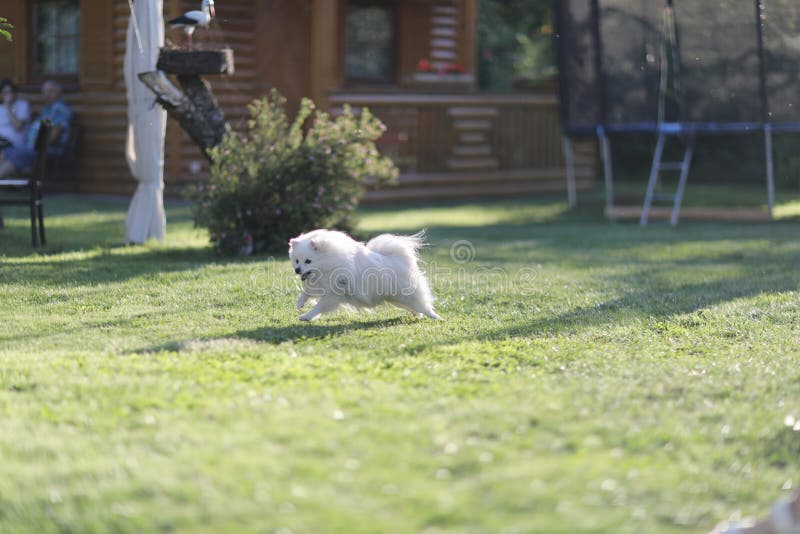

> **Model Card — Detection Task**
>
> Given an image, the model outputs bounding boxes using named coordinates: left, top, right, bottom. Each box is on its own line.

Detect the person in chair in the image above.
left=0, top=80, right=72, bottom=178
left=0, top=79, right=31, bottom=150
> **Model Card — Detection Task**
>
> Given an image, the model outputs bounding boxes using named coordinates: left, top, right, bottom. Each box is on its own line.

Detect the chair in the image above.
left=46, top=116, right=81, bottom=190
left=0, top=120, right=50, bottom=247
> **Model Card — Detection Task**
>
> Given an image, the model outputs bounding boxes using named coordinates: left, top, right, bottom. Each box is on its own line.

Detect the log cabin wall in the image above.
left=1, top=0, right=125, bottom=194
left=0, top=0, right=274, bottom=197
left=0, top=0, right=594, bottom=201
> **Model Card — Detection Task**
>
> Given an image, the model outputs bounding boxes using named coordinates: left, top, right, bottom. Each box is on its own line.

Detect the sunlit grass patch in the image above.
left=0, top=189, right=799, bottom=533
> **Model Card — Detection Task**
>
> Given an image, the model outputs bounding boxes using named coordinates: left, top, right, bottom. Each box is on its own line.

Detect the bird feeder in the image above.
left=138, top=48, right=234, bottom=162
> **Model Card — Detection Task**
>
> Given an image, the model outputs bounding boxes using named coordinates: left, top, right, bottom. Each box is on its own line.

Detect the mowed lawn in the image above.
left=1, top=192, right=799, bottom=533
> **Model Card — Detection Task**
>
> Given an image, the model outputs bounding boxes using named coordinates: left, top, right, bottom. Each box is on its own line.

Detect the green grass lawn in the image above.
left=1, top=191, right=799, bottom=533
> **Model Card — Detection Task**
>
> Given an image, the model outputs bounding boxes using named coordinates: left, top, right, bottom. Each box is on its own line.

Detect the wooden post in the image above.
left=310, top=0, right=339, bottom=109
left=462, top=0, right=478, bottom=89
left=80, top=0, right=113, bottom=87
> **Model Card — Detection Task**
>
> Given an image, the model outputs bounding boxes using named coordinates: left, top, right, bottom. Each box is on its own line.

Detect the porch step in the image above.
left=459, top=132, right=488, bottom=144
left=432, top=38, right=456, bottom=49
left=433, top=6, right=457, bottom=16
left=432, top=27, right=456, bottom=38
left=446, top=157, right=499, bottom=171
left=431, top=49, right=457, bottom=61
left=453, top=119, right=493, bottom=131
left=389, top=168, right=587, bottom=187
left=432, top=16, right=457, bottom=26
left=364, top=175, right=595, bottom=203
left=448, top=106, right=498, bottom=118
left=452, top=144, right=492, bottom=157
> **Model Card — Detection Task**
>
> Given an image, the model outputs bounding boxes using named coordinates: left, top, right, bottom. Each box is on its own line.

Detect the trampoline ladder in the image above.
left=640, top=130, right=695, bottom=226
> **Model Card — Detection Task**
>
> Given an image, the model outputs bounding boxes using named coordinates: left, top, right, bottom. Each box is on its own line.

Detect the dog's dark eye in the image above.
left=304, top=259, right=311, bottom=264
left=295, top=259, right=299, bottom=264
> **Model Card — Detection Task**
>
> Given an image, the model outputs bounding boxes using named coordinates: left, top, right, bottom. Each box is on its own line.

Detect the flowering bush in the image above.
left=0, top=18, right=13, bottom=42
left=187, top=90, right=398, bottom=254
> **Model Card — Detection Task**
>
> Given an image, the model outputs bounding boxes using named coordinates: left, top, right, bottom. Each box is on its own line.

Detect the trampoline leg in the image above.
left=563, top=136, right=577, bottom=209
left=670, top=136, right=694, bottom=226
left=764, top=126, right=775, bottom=219
left=598, top=132, right=614, bottom=210
left=641, top=133, right=666, bottom=227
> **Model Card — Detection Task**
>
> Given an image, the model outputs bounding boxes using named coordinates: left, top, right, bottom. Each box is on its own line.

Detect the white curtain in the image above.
left=124, top=0, right=167, bottom=243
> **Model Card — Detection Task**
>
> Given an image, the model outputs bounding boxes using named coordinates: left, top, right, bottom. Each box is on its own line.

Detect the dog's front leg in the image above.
left=299, top=298, right=340, bottom=321
left=296, top=290, right=310, bottom=310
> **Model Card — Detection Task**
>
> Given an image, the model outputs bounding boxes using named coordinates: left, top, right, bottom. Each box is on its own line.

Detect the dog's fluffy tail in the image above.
left=366, top=231, right=426, bottom=264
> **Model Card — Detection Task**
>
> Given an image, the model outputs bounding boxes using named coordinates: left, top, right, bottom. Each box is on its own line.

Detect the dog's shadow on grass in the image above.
left=136, top=316, right=411, bottom=354
left=236, top=316, right=410, bottom=344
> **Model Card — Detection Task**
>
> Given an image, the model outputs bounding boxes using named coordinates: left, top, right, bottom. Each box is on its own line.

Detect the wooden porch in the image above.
left=330, top=92, right=596, bottom=203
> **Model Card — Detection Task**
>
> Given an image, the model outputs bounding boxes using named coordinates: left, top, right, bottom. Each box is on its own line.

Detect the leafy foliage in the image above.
left=188, top=90, right=398, bottom=254
left=0, top=17, right=12, bottom=41
left=477, top=0, right=555, bottom=91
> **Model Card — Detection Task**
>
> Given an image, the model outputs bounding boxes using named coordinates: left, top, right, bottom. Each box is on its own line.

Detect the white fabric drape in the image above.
left=124, top=0, right=167, bottom=243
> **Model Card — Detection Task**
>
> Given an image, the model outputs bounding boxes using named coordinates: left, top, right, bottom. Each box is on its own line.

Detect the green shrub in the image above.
left=187, top=90, right=398, bottom=254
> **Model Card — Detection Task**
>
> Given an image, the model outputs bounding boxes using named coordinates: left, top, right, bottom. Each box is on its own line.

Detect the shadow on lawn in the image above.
left=0, top=246, right=239, bottom=286
left=134, top=317, right=410, bottom=353
left=5, top=195, right=800, bottom=348
left=233, top=317, right=410, bottom=344
left=418, top=256, right=798, bottom=349
left=0, top=194, right=196, bottom=259
left=487, top=274, right=793, bottom=341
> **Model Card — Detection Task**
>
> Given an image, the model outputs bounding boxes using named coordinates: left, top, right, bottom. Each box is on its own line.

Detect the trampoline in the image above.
left=554, top=0, right=800, bottom=224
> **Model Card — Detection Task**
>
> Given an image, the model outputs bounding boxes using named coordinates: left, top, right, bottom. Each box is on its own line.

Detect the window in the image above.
left=345, top=1, right=396, bottom=84
left=477, top=0, right=555, bottom=92
left=30, top=0, right=80, bottom=79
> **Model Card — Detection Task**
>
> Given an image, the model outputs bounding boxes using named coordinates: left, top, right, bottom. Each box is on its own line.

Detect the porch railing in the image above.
left=330, top=92, right=595, bottom=202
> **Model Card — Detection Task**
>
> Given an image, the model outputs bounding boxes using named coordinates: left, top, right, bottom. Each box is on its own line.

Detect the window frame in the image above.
left=27, top=0, right=80, bottom=86
left=343, top=0, right=399, bottom=87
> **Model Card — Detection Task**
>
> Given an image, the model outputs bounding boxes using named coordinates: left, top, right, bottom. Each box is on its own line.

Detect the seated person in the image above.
left=0, top=79, right=31, bottom=149
left=711, top=491, right=800, bottom=533
left=0, top=80, right=72, bottom=178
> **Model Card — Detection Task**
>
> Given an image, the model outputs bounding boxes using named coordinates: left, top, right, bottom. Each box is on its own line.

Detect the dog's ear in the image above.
left=309, top=238, right=322, bottom=252
left=288, top=238, right=298, bottom=249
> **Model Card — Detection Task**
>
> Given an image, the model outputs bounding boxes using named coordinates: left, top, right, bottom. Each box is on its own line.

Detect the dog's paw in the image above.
left=299, top=312, right=316, bottom=322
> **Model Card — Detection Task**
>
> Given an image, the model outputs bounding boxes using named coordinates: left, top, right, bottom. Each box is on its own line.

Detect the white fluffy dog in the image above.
left=288, top=229, right=440, bottom=321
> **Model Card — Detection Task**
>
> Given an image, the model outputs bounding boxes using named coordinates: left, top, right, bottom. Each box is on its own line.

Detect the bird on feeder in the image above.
left=168, top=0, right=215, bottom=50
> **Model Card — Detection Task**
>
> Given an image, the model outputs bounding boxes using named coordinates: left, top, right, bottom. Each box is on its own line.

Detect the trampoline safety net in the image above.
left=555, top=1, right=800, bottom=135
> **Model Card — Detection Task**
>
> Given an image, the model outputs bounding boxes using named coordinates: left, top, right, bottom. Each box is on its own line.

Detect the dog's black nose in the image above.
left=295, top=267, right=301, bottom=274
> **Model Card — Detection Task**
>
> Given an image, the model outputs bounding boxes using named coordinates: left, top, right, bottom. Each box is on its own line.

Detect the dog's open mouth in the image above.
left=300, top=271, right=312, bottom=281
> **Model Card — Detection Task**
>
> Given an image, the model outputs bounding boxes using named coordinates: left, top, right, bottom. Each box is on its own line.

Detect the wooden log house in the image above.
left=0, top=0, right=595, bottom=201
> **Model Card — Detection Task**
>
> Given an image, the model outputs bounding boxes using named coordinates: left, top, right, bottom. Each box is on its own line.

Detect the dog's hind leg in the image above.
left=393, top=298, right=441, bottom=320
left=420, top=308, right=441, bottom=320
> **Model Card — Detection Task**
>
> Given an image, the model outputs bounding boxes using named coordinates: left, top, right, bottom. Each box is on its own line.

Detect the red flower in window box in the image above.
left=416, top=58, right=435, bottom=72
left=439, top=62, right=466, bottom=74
